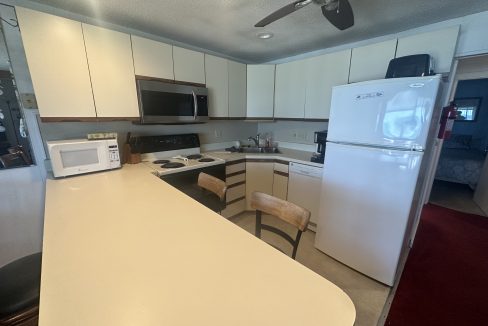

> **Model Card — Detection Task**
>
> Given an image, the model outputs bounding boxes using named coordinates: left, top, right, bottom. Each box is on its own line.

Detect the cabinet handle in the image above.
left=192, top=90, right=198, bottom=120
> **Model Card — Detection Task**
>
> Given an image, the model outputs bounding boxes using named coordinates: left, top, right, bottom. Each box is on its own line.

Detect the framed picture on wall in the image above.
left=453, top=97, right=481, bottom=122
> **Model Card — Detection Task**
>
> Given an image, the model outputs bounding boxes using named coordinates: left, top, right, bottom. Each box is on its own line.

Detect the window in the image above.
left=453, top=97, right=481, bottom=122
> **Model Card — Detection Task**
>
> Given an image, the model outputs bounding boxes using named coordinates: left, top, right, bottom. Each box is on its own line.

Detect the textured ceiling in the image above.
left=25, top=0, right=488, bottom=63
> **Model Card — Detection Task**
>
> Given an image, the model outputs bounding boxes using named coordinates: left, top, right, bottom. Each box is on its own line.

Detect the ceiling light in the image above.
left=257, top=32, right=274, bottom=39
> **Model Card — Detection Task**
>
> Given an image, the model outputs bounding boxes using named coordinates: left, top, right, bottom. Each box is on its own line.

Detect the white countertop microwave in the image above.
left=47, top=139, right=121, bottom=178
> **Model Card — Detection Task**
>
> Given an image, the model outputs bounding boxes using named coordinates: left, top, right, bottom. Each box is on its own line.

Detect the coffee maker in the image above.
left=311, top=130, right=327, bottom=163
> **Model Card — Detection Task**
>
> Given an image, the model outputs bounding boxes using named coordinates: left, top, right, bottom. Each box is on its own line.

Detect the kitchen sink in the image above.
left=238, top=147, right=281, bottom=154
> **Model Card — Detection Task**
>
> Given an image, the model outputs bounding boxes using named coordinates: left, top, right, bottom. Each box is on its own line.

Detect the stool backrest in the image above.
left=198, top=172, right=227, bottom=201
left=251, top=192, right=311, bottom=259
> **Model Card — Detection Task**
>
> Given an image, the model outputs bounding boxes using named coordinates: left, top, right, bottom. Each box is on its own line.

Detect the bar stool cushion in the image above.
left=0, top=253, right=42, bottom=318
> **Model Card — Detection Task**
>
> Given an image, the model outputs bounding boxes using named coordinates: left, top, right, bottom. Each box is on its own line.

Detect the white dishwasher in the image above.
left=287, top=162, right=323, bottom=231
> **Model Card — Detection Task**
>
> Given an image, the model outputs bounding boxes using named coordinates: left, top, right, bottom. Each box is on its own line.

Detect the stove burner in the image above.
left=198, top=158, right=215, bottom=162
left=162, top=162, right=185, bottom=169
left=186, top=154, right=202, bottom=160
left=153, top=159, right=170, bottom=164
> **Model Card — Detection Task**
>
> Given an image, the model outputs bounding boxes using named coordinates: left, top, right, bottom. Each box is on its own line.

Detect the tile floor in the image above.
left=230, top=212, right=390, bottom=326
left=429, top=180, right=486, bottom=216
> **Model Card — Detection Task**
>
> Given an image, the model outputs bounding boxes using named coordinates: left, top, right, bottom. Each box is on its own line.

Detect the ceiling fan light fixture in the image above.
left=256, top=32, right=274, bottom=39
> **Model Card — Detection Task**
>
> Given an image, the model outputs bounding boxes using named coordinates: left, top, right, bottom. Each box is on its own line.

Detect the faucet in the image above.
left=248, top=134, right=260, bottom=147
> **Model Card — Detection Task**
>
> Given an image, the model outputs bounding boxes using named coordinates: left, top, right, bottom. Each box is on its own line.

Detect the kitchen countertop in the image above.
left=206, top=147, right=324, bottom=167
left=41, top=164, right=354, bottom=325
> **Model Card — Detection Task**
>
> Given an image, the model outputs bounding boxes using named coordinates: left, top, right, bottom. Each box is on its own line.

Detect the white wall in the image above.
left=258, top=121, right=326, bottom=150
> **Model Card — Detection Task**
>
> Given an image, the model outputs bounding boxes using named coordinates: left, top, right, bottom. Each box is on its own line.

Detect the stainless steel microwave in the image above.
left=136, top=79, right=209, bottom=124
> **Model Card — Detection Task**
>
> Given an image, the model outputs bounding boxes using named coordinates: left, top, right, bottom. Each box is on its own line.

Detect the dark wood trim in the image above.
left=245, top=158, right=275, bottom=163
left=135, top=75, right=206, bottom=88
left=274, top=159, right=290, bottom=166
left=226, top=196, right=246, bottom=205
left=274, top=170, right=289, bottom=177
left=40, top=117, right=139, bottom=123
left=226, top=159, right=246, bottom=166
left=227, top=181, right=245, bottom=189
left=226, top=170, right=246, bottom=178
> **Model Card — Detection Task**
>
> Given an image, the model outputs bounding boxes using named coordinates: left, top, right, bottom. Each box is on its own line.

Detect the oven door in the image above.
left=160, top=164, right=226, bottom=211
left=137, top=79, right=208, bottom=124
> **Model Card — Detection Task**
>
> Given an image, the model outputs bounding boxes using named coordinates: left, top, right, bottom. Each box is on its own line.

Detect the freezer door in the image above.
left=328, top=76, right=441, bottom=150
left=314, top=142, right=423, bottom=286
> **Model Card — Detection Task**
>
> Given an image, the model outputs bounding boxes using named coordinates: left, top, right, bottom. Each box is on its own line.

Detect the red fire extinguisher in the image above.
left=438, top=102, right=457, bottom=140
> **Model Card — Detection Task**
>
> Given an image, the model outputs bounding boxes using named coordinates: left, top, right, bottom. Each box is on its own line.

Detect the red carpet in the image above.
left=385, top=204, right=488, bottom=326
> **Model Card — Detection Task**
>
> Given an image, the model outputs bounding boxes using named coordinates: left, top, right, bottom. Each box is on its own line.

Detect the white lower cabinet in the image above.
left=221, top=161, right=246, bottom=218
left=272, top=162, right=289, bottom=200
left=245, top=161, right=274, bottom=210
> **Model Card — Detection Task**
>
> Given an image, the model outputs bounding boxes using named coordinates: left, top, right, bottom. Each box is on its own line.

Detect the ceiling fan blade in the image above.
left=255, top=0, right=313, bottom=28
left=321, top=0, right=354, bottom=30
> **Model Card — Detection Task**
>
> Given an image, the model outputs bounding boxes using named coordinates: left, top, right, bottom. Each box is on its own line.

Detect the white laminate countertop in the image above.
left=41, top=164, right=353, bottom=326
left=206, top=147, right=324, bottom=167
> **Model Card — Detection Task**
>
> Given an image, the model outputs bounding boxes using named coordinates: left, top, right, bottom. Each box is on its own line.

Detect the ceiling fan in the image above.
left=255, top=0, right=354, bottom=30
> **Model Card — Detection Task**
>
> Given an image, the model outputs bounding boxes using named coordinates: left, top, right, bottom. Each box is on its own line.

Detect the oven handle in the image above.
left=192, top=90, right=198, bottom=120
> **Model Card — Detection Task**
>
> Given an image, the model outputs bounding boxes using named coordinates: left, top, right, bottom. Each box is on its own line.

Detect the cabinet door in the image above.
left=246, top=65, right=275, bottom=118
left=173, top=46, right=205, bottom=84
left=131, top=35, right=174, bottom=80
left=396, top=26, right=460, bottom=74
left=246, top=162, right=274, bottom=210
left=205, top=54, right=229, bottom=117
left=304, top=49, right=351, bottom=119
left=274, top=60, right=307, bottom=118
left=16, top=7, right=95, bottom=118
left=82, top=24, right=139, bottom=118
left=349, top=39, right=397, bottom=83
left=228, top=61, right=247, bottom=118
left=272, top=173, right=288, bottom=200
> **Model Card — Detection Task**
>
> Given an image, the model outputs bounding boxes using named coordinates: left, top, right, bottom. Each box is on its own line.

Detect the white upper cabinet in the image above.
left=228, top=61, right=247, bottom=118
left=274, top=60, right=307, bottom=119
left=16, top=7, right=96, bottom=118
left=349, top=39, right=397, bottom=83
left=396, top=26, right=460, bottom=74
left=304, top=49, right=351, bottom=119
left=131, top=35, right=174, bottom=80
left=82, top=24, right=139, bottom=118
left=246, top=65, right=275, bottom=118
left=205, top=54, right=229, bottom=117
left=173, top=46, right=205, bottom=84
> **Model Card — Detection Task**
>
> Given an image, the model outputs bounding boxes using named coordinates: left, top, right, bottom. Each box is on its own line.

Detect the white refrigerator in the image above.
left=314, top=75, right=441, bottom=286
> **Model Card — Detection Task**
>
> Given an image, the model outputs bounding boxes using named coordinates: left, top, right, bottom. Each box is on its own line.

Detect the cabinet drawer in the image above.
left=227, top=173, right=245, bottom=186
left=227, top=184, right=245, bottom=202
left=274, top=162, right=289, bottom=174
left=221, top=198, right=246, bottom=219
left=226, top=162, right=245, bottom=174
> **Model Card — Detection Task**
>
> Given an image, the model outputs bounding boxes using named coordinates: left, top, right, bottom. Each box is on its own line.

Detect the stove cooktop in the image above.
left=142, top=151, right=225, bottom=176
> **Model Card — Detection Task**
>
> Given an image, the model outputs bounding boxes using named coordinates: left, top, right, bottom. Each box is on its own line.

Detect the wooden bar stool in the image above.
left=251, top=192, right=311, bottom=259
left=0, top=252, right=42, bottom=326
left=198, top=172, right=227, bottom=213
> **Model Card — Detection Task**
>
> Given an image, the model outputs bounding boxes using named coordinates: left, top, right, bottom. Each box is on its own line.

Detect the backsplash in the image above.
left=258, top=120, right=328, bottom=145
left=38, top=119, right=258, bottom=151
